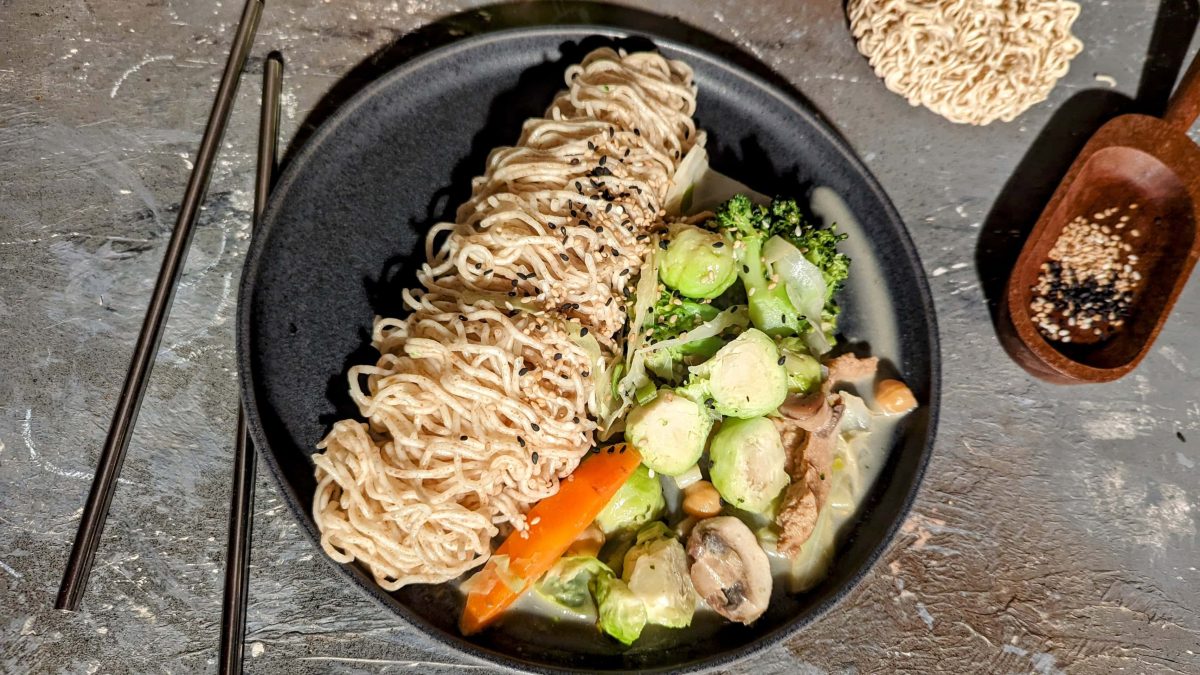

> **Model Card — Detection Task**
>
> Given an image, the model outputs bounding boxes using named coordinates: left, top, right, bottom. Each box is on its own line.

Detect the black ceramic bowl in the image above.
left=237, top=24, right=939, bottom=674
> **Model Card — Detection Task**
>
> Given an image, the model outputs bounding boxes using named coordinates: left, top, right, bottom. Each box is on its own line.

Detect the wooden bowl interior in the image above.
left=1011, top=146, right=1196, bottom=370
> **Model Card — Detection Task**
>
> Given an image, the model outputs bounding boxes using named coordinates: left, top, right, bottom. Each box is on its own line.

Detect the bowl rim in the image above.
left=237, top=23, right=942, bottom=674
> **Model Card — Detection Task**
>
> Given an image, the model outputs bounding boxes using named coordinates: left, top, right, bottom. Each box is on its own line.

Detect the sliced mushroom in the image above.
left=686, top=517, right=772, bottom=624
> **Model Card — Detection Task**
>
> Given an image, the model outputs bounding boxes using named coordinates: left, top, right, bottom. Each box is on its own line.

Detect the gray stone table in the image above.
left=2, top=0, right=1199, bottom=672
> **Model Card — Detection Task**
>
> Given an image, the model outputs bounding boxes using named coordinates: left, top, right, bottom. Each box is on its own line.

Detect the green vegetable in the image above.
left=658, top=223, right=738, bottom=299
left=595, top=465, right=666, bottom=536
left=647, top=287, right=721, bottom=343
left=592, top=568, right=648, bottom=645
left=777, top=337, right=822, bottom=395
left=678, top=328, right=787, bottom=418
left=625, top=389, right=713, bottom=476
left=535, top=556, right=609, bottom=614
left=622, top=523, right=696, bottom=628
left=643, top=288, right=742, bottom=383
left=708, top=416, right=790, bottom=513
left=713, top=195, right=849, bottom=339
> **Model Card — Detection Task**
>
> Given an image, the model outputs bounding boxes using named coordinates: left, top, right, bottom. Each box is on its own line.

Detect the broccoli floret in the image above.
left=766, top=198, right=850, bottom=304
left=714, top=195, right=849, bottom=337
left=643, top=288, right=725, bottom=383
left=648, top=288, right=720, bottom=343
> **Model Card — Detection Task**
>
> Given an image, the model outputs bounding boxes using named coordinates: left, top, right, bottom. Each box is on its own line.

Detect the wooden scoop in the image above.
left=1001, top=56, right=1200, bottom=384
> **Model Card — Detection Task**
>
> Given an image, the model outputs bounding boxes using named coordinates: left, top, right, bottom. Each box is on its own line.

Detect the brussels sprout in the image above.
left=658, top=223, right=738, bottom=299
left=625, top=389, right=713, bottom=476
left=622, top=523, right=697, bottom=628
left=777, top=337, right=822, bottom=395
left=591, top=568, right=648, bottom=645
left=679, top=328, right=788, bottom=418
left=708, top=416, right=789, bottom=513
left=535, top=556, right=609, bottom=615
left=595, top=465, right=667, bottom=536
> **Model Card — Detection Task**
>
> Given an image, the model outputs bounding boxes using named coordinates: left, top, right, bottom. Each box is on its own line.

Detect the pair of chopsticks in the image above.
left=55, top=0, right=282, bottom=670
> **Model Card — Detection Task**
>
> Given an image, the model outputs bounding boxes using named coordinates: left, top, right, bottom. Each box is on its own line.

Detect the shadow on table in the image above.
left=975, top=0, right=1200, bottom=326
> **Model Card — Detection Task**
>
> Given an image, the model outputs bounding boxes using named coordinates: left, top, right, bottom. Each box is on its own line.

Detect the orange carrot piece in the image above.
left=459, top=444, right=642, bottom=635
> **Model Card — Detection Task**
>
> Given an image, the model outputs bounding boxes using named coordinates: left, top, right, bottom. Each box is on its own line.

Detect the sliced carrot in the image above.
left=460, top=444, right=643, bottom=635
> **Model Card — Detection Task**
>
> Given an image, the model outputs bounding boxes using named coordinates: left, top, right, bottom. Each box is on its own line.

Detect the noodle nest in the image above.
left=311, top=48, right=700, bottom=590
left=847, top=0, right=1084, bottom=125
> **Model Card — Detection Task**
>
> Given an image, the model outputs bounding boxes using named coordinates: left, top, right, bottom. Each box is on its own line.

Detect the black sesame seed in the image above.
left=508, top=291, right=516, bottom=297
left=575, top=180, right=582, bottom=191
left=619, top=268, right=630, bottom=276
left=743, top=265, right=749, bottom=273
left=588, top=141, right=595, bottom=151
left=659, top=240, right=669, bottom=250
left=713, top=241, right=725, bottom=248
left=778, top=356, right=787, bottom=366
left=570, top=157, right=580, bottom=165
left=532, top=451, right=540, bottom=464
left=519, top=367, right=529, bottom=376
left=605, top=203, right=613, bottom=213
left=518, top=436, right=526, bottom=447
left=634, top=128, right=641, bottom=136
left=474, top=263, right=482, bottom=269
left=605, top=297, right=614, bottom=306
left=531, top=423, right=540, bottom=431
left=607, top=446, right=615, bottom=453
left=582, top=370, right=590, bottom=377
left=624, top=148, right=631, bottom=158
left=580, top=327, right=589, bottom=336
left=554, top=353, right=563, bottom=361
left=483, top=268, right=493, bottom=276
left=573, top=416, right=580, bottom=424
left=611, top=246, right=620, bottom=256
left=618, top=446, right=626, bottom=453
left=460, top=435, right=468, bottom=441
left=705, top=398, right=715, bottom=407
left=599, top=155, right=607, bottom=166
left=458, top=315, right=467, bottom=321
left=560, top=253, right=570, bottom=262
left=511, top=279, right=518, bottom=287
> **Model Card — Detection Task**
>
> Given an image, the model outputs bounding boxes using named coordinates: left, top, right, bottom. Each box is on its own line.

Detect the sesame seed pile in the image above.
left=1030, top=203, right=1143, bottom=344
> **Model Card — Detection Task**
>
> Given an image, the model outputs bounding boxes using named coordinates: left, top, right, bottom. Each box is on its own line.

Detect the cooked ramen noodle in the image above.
left=312, top=48, right=702, bottom=589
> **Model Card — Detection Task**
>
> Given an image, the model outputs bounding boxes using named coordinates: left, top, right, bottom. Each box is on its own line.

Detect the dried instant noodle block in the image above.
left=847, top=0, right=1084, bottom=125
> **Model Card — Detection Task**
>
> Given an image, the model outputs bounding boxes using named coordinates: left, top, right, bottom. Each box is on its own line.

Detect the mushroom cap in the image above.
left=686, top=516, right=772, bottom=624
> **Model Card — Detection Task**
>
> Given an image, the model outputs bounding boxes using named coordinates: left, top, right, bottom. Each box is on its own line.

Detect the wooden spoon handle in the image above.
left=1165, top=51, right=1200, bottom=131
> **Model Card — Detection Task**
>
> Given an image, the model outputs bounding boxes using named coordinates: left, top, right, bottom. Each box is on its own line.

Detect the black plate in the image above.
left=238, top=25, right=940, bottom=674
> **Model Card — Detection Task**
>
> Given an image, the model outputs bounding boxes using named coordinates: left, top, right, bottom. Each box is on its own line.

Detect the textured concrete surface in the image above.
left=2, top=0, right=1200, bottom=673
